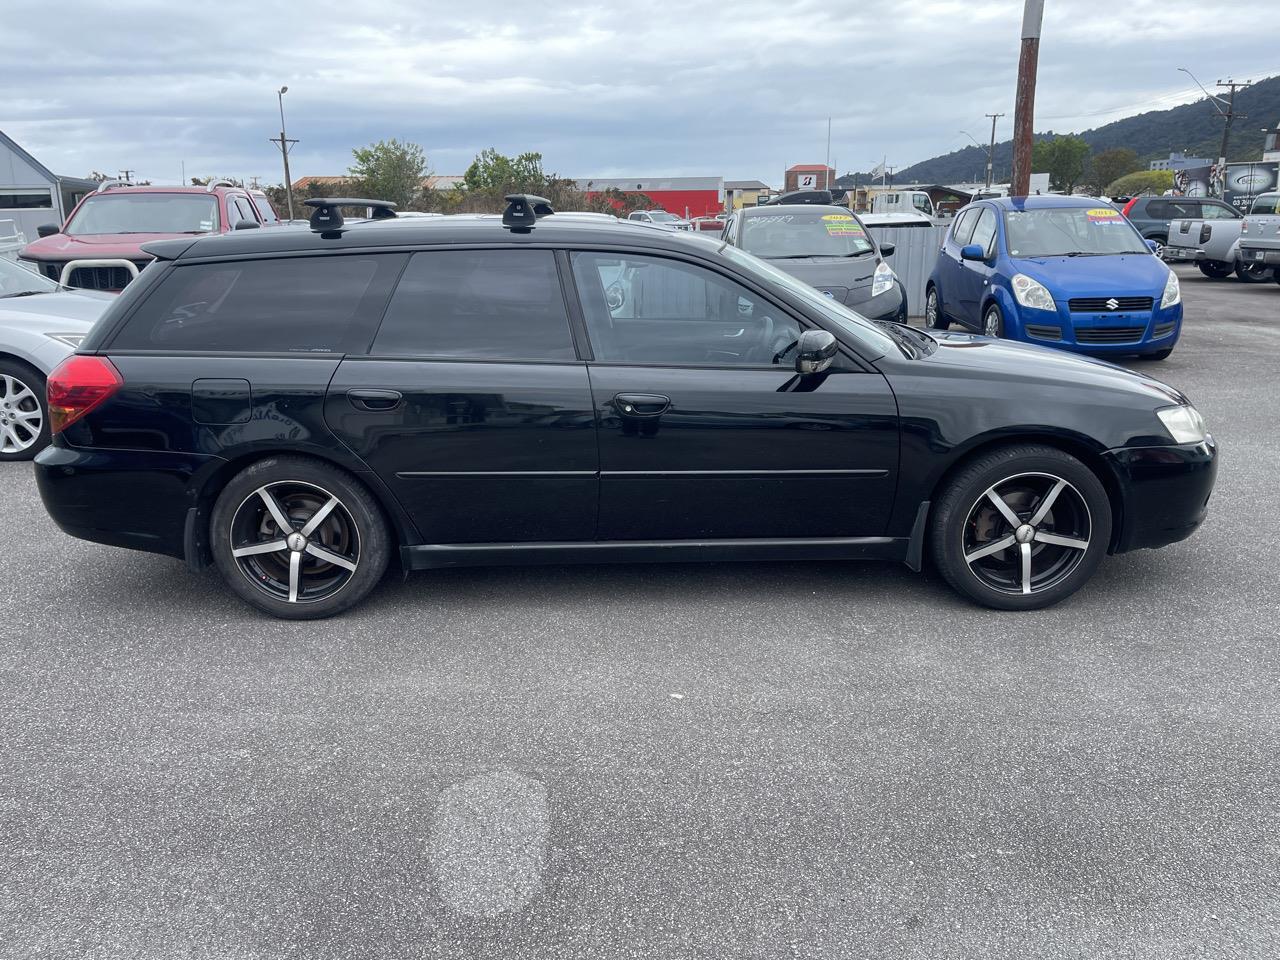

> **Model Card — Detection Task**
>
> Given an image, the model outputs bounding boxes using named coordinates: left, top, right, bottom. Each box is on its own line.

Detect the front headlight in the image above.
left=1157, top=404, right=1207, bottom=444
left=871, top=261, right=896, bottom=297
left=1160, top=269, right=1181, bottom=309
left=1010, top=273, right=1055, bottom=311
left=45, top=333, right=85, bottom=348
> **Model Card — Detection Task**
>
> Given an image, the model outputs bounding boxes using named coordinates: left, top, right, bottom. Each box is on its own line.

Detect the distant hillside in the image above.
left=850, top=74, right=1280, bottom=186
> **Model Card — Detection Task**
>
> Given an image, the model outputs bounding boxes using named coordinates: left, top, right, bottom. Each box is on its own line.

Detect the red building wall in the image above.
left=587, top=189, right=722, bottom=218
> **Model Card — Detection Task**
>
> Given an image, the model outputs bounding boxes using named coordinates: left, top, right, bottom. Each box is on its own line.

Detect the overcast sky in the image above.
left=3, top=0, right=1274, bottom=187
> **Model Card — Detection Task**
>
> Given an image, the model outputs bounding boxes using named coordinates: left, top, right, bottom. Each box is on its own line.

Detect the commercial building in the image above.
left=784, top=164, right=836, bottom=192
left=576, top=176, right=724, bottom=218
left=0, top=129, right=97, bottom=243
left=725, top=179, right=772, bottom=209
left=1149, top=152, right=1212, bottom=172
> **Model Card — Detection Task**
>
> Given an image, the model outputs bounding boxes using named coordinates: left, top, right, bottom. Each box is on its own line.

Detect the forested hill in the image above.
left=853, top=74, right=1280, bottom=185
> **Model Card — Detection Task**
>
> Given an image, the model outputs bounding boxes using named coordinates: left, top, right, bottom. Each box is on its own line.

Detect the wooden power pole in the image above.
left=1010, top=0, right=1044, bottom=197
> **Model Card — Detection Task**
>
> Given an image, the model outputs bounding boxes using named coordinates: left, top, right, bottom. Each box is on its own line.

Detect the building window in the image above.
left=0, top=188, right=54, bottom=210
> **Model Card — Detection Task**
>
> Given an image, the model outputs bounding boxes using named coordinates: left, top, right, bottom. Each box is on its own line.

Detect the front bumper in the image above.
left=1105, top=438, right=1217, bottom=553
left=1016, top=300, right=1181, bottom=355
left=846, top=281, right=907, bottom=323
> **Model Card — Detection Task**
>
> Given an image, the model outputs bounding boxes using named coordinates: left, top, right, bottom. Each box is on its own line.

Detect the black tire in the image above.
left=1197, top=261, right=1234, bottom=280
left=1236, top=261, right=1274, bottom=283
left=929, top=444, right=1112, bottom=611
left=210, top=455, right=391, bottom=619
left=0, top=359, right=50, bottom=462
left=924, top=285, right=949, bottom=330
left=982, top=302, right=1004, bottom=338
left=1142, top=348, right=1174, bottom=361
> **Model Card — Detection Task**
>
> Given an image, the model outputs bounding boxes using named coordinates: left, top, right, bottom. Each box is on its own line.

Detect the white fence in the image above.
left=866, top=224, right=949, bottom=318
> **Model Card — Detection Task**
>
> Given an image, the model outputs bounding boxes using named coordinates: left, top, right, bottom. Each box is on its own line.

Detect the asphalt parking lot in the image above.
left=1, top=264, right=1277, bottom=959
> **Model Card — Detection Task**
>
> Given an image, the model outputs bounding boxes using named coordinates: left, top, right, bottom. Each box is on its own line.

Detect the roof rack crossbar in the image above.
left=95, top=179, right=126, bottom=193
left=205, top=179, right=236, bottom=192
left=303, top=197, right=398, bottom=235
left=502, top=194, right=554, bottom=232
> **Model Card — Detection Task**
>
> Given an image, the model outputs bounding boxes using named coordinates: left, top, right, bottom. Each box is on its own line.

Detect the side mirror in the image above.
left=878, top=241, right=896, bottom=258
left=233, top=218, right=261, bottom=230
left=960, top=243, right=987, bottom=261
left=36, top=224, right=60, bottom=238
left=795, top=329, right=838, bottom=375
left=1144, top=239, right=1160, bottom=254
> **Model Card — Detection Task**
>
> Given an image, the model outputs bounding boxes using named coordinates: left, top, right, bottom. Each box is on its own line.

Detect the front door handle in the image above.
left=347, top=388, right=403, bottom=411
left=613, top=393, right=670, bottom=418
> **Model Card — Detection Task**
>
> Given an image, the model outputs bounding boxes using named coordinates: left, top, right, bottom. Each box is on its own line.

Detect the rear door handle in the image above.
left=613, top=393, right=670, bottom=417
left=347, top=388, right=403, bottom=411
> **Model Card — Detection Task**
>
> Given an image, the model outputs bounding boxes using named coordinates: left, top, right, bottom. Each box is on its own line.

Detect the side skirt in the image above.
left=402, top=537, right=909, bottom=571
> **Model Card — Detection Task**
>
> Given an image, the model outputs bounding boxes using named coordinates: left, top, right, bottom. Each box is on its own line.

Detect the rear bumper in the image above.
left=1239, top=246, right=1280, bottom=266
left=1162, top=245, right=1203, bottom=262
left=34, top=441, right=217, bottom=560
left=1106, top=438, right=1217, bottom=553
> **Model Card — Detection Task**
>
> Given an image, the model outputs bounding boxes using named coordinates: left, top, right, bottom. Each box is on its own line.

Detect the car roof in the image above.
left=88, top=185, right=247, bottom=198
left=985, top=195, right=1116, bottom=211
left=142, top=213, right=725, bottom=262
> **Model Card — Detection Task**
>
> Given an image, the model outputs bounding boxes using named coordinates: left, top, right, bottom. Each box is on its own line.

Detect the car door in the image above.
left=954, top=206, right=998, bottom=328
left=938, top=207, right=979, bottom=317
left=324, top=247, right=598, bottom=544
left=567, top=249, right=899, bottom=541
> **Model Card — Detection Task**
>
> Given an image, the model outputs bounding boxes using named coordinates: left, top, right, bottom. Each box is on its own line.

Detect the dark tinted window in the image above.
left=111, top=254, right=404, bottom=352
left=571, top=251, right=801, bottom=367
left=372, top=250, right=574, bottom=361
left=1139, top=199, right=1165, bottom=219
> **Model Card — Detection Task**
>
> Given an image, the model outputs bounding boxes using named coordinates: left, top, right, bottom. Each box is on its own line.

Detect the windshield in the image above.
left=719, top=243, right=898, bottom=357
left=0, top=257, right=59, bottom=297
left=646, top=211, right=677, bottom=222
left=740, top=210, right=876, bottom=258
left=65, top=194, right=220, bottom=236
left=1004, top=206, right=1148, bottom=257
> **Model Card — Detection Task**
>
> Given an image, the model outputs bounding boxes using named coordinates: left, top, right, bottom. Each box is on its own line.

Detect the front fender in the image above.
left=983, top=283, right=1023, bottom=334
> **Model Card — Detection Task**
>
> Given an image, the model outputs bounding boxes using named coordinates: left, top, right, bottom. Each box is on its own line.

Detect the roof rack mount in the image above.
left=502, top=194, right=554, bottom=232
left=303, top=197, right=398, bottom=235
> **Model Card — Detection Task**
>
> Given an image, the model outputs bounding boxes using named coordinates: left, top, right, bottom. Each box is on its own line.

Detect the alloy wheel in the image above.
left=228, top=480, right=361, bottom=604
left=0, top=374, right=44, bottom=455
left=984, top=307, right=1002, bottom=338
left=925, top=290, right=939, bottom=325
left=962, top=472, right=1091, bottom=596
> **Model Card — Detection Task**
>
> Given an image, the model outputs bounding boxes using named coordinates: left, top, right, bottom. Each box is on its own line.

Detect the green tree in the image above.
left=1106, top=169, right=1174, bottom=197
left=1032, top=135, right=1091, bottom=194
left=348, top=138, right=429, bottom=209
left=1089, top=148, right=1140, bottom=195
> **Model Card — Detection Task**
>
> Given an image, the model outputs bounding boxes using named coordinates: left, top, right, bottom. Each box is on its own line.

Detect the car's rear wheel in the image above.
left=929, top=444, right=1112, bottom=610
left=1197, top=261, right=1233, bottom=280
left=1236, top=261, right=1274, bottom=283
left=982, top=303, right=1004, bottom=338
left=925, top=286, right=949, bottom=330
left=0, top=360, right=49, bottom=462
left=210, top=456, right=391, bottom=619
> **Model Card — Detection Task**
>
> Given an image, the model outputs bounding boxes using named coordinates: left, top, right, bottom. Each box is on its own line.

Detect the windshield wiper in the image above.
left=0, top=290, right=49, bottom=299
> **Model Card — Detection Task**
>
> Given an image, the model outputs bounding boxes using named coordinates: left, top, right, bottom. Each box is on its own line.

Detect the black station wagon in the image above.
left=35, top=196, right=1218, bottom=619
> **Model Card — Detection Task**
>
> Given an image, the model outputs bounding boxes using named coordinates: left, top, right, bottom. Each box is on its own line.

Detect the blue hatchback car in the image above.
left=925, top=196, right=1182, bottom=360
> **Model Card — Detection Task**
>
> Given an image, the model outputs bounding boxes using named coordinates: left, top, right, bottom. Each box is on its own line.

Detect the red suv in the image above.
left=18, top=182, right=281, bottom=291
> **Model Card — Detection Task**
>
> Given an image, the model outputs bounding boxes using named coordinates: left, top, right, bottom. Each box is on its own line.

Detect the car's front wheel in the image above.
left=982, top=303, right=1005, bottom=338
left=0, top=360, right=50, bottom=462
left=929, top=444, right=1112, bottom=610
left=210, top=456, right=391, bottom=619
left=925, top=286, right=949, bottom=330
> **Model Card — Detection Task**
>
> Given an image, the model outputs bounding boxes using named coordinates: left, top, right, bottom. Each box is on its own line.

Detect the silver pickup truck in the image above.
left=1238, top=193, right=1280, bottom=283
left=1163, top=194, right=1275, bottom=282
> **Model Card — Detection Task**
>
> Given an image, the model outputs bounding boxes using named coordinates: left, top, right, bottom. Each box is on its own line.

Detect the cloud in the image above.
left=1, top=0, right=1272, bottom=186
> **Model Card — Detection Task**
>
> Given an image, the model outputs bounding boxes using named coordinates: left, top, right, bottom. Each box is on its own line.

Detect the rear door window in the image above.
left=372, top=249, right=576, bottom=361
left=110, top=254, right=406, bottom=353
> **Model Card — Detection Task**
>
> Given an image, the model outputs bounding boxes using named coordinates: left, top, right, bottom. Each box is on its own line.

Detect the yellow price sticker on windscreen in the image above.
left=821, top=214, right=854, bottom=220
left=1086, top=208, right=1122, bottom=220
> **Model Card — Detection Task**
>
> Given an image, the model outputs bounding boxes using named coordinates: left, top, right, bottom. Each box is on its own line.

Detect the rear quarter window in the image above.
left=108, top=254, right=406, bottom=353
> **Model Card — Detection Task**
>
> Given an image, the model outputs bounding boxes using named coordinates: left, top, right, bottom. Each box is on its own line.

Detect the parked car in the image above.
left=626, top=209, right=693, bottom=231
left=722, top=204, right=906, bottom=323
left=927, top=196, right=1182, bottom=360
left=0, top=257, right=113, bottom=460
left=1162, top=192, right=1277, bottom=282
left=18, top=181, right=280, bottom=292
left=34, top=195, right=1217, bottom=619
left=1120, top=195, right=1240, bottom=258
left=1237, top=192, right=1280, bottom=284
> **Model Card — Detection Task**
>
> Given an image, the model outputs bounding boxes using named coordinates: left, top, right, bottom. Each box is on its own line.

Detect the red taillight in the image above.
left=46, top=355, right=122, bottom=435
left=1121, top=197, right=1138, bottom=218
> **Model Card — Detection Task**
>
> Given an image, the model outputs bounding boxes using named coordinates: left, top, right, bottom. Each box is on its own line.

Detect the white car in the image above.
left=0, top=257, right=113, bottom=460
left=626, top=210, right=694, bottom=231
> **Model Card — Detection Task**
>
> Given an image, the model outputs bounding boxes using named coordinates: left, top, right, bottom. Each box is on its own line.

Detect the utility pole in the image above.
left=1010, top=0, right=1044, bottom=196
left=1215, top=79, right=1249, bottom=170
left=270, top=86, right=298, bottom=220
left=825, top=117, right=832, bottom=187
left=985, top=113, right=1005, bottom=188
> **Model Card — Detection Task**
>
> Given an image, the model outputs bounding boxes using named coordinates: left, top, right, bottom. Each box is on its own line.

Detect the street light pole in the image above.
left=1010, top=0, right=1044, bottom=197
left=985, top=112, right=1005, bottom=189
left=270, top=86, right=298, bottom=221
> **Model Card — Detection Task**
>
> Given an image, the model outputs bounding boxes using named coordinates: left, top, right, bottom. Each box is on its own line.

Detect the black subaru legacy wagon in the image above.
left=35, top=195, right=1217, bottom=619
